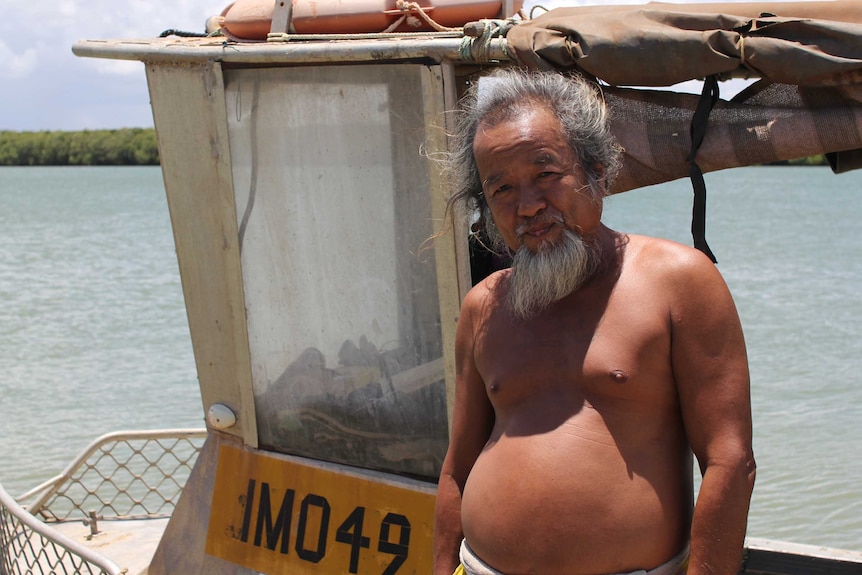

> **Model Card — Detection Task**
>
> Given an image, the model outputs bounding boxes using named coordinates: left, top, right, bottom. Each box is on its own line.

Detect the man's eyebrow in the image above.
left=480, top=151, right=567, bottom=191
left=534, top=151, right=562, bottom=165
left=481, top=173, right=502, bottom=191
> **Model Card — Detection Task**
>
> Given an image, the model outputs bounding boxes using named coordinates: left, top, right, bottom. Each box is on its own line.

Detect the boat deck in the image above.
left=49, top=517, right=170, bottom=575
left=1, top=429, right=207, bottom=575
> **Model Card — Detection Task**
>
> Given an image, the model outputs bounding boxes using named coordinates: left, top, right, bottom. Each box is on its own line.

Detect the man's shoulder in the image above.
left=470, top=268, right=511, bottom=296
left=622, top=234, right=733, bottom=309
left=624, top=233, right=716, bottom=275
left=460, top=269, right=511, bottom=318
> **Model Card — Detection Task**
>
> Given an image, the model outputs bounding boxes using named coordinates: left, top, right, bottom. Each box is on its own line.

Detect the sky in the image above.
left=1, top=1, right=226, bottom=131
left=1, top=0, right=770, bottom=132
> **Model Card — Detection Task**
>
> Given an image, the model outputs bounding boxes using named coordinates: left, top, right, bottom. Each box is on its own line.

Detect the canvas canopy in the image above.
left=508, top=1, right=862, bottom=87
left=503, top=1, right=862, bottom=194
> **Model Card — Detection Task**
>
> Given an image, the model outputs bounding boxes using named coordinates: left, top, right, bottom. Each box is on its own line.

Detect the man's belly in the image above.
left=460, top=421, right=690, bottom=575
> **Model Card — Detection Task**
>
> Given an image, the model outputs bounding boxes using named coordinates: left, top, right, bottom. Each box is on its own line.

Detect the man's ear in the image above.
left=592, top=162, right=606, bottom=181
left=592, top=162, right=609, bottom=197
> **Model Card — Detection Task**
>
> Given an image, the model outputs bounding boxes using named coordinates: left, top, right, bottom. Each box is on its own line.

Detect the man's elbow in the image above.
left=744, top=451, right=757, bottom=492
left=706, top=446, right=756, bottom=493
left=728, top=447, right=757, bottom=495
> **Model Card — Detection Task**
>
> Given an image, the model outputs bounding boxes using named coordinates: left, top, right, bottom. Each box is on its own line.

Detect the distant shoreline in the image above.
left=0, top=129, right=159, bottom=166
left=0, top=128, right=829, bottom=167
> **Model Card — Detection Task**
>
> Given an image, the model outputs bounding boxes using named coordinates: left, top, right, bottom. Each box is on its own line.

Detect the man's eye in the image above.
left=492, top=185, right=512, bottom=196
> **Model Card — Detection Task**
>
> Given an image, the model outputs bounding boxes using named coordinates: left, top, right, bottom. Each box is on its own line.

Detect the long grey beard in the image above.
left=508, top=228, right=602, bottom=320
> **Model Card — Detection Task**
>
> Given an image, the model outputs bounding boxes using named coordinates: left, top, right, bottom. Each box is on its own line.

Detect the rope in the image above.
left=267, top=0, right=466, bottom=41
left=267, top=30, right=462, bottom=42
left=459, top=19, right=518, bottom=62
left=382, top=0, right=462, bottom=33
left=529, top=4, right=551, bottom=19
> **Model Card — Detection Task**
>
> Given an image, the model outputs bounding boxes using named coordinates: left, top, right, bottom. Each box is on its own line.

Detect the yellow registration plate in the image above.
left=205, top=444, right=436, bottom=575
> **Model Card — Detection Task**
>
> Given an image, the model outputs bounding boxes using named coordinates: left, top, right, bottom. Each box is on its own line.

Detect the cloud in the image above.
left=1, top=1, right=225, bottom=130
left=0, top=41, right=38, bottom=79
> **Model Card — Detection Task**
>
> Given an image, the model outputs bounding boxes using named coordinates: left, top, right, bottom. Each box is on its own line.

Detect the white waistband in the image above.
left=459, top=539, right=690, bottom=575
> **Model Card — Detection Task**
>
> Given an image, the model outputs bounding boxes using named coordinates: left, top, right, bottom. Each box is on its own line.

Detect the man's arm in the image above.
left=433, top=286, right=495, bottom=575
left=670, top=249, right=756, bottom=575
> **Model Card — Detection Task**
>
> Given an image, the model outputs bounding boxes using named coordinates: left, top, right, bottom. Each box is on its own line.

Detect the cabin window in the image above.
left=224, top=64, right=448, bottom=479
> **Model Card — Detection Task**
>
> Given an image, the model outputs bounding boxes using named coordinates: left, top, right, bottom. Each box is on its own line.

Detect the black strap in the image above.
left=158, top=29, right=208, bottom=38
left=688, top=75, right=719, bottom=264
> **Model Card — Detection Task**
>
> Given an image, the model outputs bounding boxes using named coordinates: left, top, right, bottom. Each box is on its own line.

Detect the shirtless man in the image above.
left=434, top=69, right=756, bottom=575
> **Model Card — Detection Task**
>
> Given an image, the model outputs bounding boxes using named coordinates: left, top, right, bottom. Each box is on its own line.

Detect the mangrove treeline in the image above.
left=0, top=129, right=159, bottom=166
left=1, top=128, right=828, bottom=167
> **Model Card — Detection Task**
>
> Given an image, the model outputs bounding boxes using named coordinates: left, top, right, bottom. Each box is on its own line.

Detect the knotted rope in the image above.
left=382, top=0, right=461, bottom=33
left=459, top=19, right=519, bottom=62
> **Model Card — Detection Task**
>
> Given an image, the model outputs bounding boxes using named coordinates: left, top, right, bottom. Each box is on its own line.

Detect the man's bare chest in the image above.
left=473, top=294, right=673, bottom=407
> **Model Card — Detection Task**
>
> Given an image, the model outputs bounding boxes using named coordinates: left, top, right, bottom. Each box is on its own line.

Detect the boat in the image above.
left=2, top=1, right=861, bottom=573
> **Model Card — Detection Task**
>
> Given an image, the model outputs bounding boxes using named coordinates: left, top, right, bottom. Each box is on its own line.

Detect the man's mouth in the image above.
left=516, top=215, right=566, bottom=243
left=521, top=222, right=554, bottom=238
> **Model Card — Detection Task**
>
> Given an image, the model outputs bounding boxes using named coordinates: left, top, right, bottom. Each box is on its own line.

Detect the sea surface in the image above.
left=1, top=165, right=860, bottom=551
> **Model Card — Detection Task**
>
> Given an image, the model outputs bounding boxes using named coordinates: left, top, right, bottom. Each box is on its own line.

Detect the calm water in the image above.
left=0, top=167, right=202, bottom=491
left=1, top=166, right=860, bottom=551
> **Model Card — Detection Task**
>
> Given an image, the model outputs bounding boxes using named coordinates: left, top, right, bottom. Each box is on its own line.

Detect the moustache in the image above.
left=515, top=212, right=567, bottom=239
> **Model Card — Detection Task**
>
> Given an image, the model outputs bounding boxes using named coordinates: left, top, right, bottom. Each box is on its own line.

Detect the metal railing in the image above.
left=18, top=429, right=207, bottom=522
left=1, top=428, right=207, bottom=575
left=0, top=483, right=125, bottom=575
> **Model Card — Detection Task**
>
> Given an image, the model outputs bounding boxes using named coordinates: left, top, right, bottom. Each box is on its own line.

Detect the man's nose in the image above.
left=516, top=185, right=547, bottom=218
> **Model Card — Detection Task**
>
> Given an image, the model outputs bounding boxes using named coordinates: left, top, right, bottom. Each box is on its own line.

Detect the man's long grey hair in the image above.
left=445, top=68, right=622, bottom=249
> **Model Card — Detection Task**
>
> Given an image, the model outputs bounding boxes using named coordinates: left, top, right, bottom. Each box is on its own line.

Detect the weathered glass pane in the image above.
left=226, top=64, right=447, bottom=479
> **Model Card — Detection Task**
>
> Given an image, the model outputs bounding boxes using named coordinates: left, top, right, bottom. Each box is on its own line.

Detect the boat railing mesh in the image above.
left=0, top=491, right=125, bottom=575
left=16, top=429, right=207, bottom=522
left=1, top=429, right=207, bottom=575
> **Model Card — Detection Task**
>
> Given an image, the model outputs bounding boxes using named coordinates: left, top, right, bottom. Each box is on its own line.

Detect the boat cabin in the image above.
left=3, top=1, right=861, bottom=574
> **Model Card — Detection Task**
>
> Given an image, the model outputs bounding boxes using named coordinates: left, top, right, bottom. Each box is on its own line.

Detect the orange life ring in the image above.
left=217, top=0, right=523, bottom=40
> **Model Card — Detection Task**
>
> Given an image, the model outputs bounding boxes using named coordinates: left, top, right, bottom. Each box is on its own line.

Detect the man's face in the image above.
left=473, top=106, right=604, bottom=254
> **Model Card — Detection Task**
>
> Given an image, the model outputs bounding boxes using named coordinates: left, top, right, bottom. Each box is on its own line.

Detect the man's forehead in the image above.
left=474, top=118, right=573, bottom=165
left=478, top=96, right=554, bottom=125
left=477, top=106, right=568, bottom=150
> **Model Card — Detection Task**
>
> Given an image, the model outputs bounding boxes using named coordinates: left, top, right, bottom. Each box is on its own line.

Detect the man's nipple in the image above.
left=609, top=369, right=629, bottom=383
